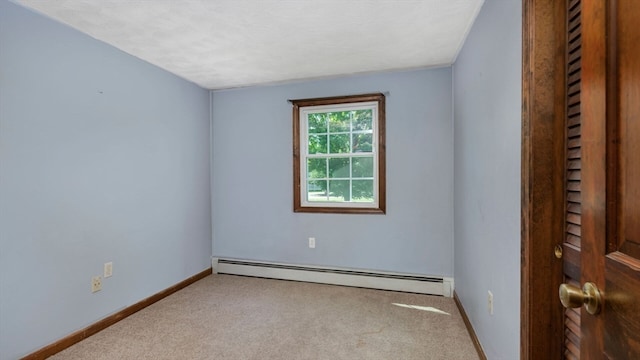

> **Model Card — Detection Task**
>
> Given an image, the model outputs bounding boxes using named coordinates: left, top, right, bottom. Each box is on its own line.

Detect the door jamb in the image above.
left=521, top=0, right=567, bottom=358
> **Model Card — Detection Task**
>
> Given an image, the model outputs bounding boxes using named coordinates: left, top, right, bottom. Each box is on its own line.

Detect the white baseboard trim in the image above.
left=212, top=257, right=453, bottom=297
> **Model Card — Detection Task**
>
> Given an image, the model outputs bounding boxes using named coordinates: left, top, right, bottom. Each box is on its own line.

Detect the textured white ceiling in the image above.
left=15, top=0, right=484, bottom=90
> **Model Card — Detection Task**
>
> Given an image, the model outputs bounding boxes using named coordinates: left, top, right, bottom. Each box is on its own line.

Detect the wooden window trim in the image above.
left=291, top=93, right=386, bottom=214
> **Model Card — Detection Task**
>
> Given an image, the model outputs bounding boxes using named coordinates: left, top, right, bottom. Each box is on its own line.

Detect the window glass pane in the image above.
left=353, top=110, right=373, bottom=131
left=328, top=180, right=350, bottom=201
left=307, top=158, right=327, bottom=179
left=352, top=133, right=373, bottom=153
left=308, top=134, right=327, bottom=154
left=308, top=113, right=327, bottom=133
left=329, top=112, right=350, bottom=132
left=307, top=180, right=327, bottom=202
left=329, top=134, right=350, bottom=153
left=328, top=157, right=350, bottom=178
left=352, top=180, right=374, bottom=202
left=352, top=157, right=374, bottom=178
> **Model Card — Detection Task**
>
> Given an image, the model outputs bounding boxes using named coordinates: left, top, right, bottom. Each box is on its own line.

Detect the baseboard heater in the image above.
left=212, top=258, right=453, bottom=297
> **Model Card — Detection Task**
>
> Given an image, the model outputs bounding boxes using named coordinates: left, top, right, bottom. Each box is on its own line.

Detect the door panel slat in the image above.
left=564, top=0, right=582, bottom=358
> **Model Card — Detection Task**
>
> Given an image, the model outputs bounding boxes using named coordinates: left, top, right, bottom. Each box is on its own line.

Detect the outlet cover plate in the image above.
left=91, top=276, right=102, bottom=293
left=488, top=290, right=494, bottom=315
left=104, top=262, right=113, bottom=278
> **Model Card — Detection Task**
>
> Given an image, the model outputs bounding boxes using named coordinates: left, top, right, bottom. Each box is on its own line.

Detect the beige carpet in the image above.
left=50, top=274, right=479, bottom=359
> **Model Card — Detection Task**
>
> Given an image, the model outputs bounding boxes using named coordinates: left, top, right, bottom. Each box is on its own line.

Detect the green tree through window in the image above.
left=306, top=109, right=374, bottom=202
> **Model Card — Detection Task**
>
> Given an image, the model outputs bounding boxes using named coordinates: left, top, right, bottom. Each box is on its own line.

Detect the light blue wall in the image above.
left=0, top=1, right=211, bottom=358
left=453, top=0, right=522, bottom=359
left=212, top=68, right=453, bottom=276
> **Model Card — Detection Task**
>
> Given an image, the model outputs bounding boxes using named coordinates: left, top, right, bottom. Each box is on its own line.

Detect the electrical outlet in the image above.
left=104, top=262, right=113, bottom=278
left=91, top=276, right=102, bottom=293
left=488, top=290, right=494, bottom=315
left=309, top=237, right=316, bottom=249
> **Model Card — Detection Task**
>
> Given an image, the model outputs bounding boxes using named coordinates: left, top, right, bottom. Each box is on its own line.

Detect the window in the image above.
left=291, top=93, right=386, bottom=214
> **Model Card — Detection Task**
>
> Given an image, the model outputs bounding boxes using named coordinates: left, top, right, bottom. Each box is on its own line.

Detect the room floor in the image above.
left=50, top=275, right=479, bottom=359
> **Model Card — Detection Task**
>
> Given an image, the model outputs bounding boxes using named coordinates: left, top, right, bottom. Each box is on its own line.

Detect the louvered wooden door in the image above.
left=563, top=0, right=582, bottom=358
left=563, top=0, right=640, bottom=358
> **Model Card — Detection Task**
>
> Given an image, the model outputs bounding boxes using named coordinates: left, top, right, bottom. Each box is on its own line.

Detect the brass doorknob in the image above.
left=559, top=282, right=602, bottom=315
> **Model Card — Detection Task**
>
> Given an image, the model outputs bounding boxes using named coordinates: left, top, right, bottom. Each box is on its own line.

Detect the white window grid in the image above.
left=299, top=101, right=379, bottom=208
